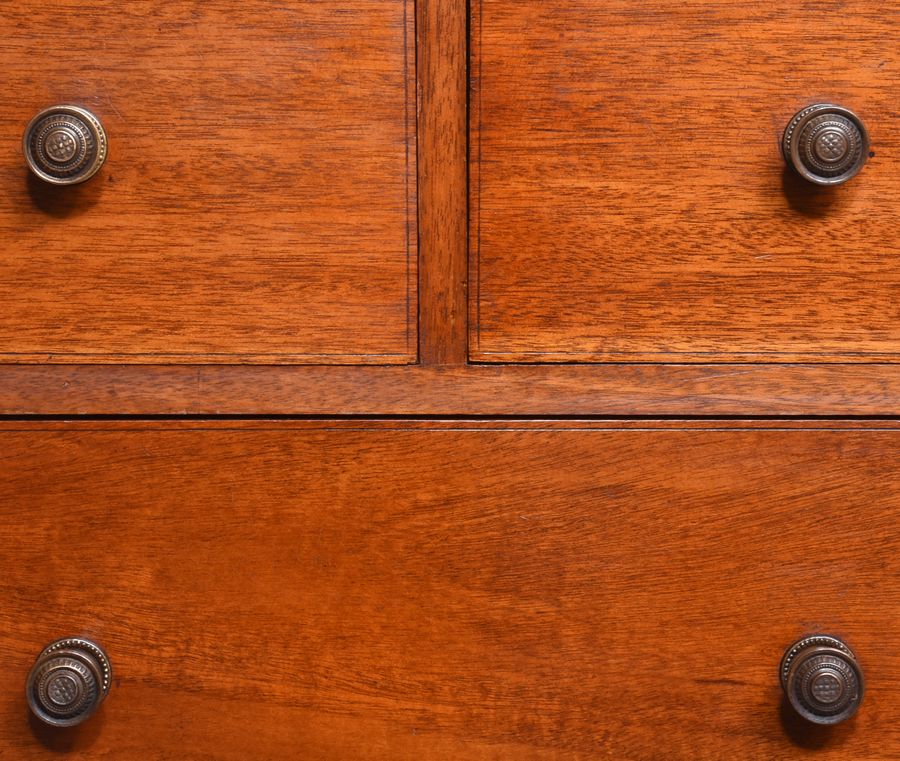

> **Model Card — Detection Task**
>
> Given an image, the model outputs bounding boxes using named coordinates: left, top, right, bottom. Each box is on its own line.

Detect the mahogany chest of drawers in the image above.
left=1, top=1, right=898, bottom=758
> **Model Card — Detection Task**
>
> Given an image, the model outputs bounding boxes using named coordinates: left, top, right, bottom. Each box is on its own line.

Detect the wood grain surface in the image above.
left=417, top=0, right=468, bottom=364
left=471, top=0, right=900, bottom=362
left=1, top=420, right=900, bottom=759
left=4, top=363, right=900, bottom=416
left=0, top=1, right=416, bottom=363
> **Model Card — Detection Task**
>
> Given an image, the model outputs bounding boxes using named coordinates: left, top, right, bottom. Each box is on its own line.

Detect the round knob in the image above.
left=23, top=105, right=107, bottom=185
left=783, top=104, right=869, bottom=186
left=780, top=635, right=863, bottom=725
left=26, top=638, right=112, bottom=727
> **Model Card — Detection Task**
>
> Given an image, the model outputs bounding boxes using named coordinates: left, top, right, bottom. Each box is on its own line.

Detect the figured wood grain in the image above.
left=471, top=0, right=900, bottom=362
left=417, top=0, right=468, bottom=364
left=0, top=0, right=416, bottom=363
left=3, top=363, right=900, bottom=416
left=1, top=420, right=900, bottom=759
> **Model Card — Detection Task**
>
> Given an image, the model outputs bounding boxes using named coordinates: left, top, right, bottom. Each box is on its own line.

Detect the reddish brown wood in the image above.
left=417, top=0, right=468, bottom=365
left=0, top=1, right=416, bottom=364
left=2, top=363, right=900, bottom=416
left=1, top=420, right=899, bottom=758
left=471, top=0, right=900, bottom=362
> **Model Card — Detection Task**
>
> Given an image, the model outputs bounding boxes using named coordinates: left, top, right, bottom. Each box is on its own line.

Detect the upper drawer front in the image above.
left=471, top=0, right=899, bottom=362
left=0, top=1, right=415, bottom=364
left=2, top=421, right=899, bottom=758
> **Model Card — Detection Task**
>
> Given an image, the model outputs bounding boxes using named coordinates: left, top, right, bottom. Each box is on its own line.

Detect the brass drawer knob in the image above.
left=781, top=635, right=863, bottom=725
left=23, top=105, right=107, bottom=185
left=782, top=104, right=869, bottom=186
left=26, top=637, right=112, bottom=727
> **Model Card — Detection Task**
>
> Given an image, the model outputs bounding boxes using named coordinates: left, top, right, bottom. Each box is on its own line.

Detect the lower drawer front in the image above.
left=1, top=422, right=898, bottom=759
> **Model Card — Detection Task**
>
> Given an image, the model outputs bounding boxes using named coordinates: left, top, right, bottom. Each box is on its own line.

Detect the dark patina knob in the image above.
left=782, top=104, right=869, bottom=186
left=23, top=105, right=107, bottom=185
left=26, top=638, right=112, bottom=727
left=781, top=635, right=863, bottom=725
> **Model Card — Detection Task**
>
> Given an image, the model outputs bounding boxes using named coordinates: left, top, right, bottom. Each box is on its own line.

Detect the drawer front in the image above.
left=471, top=0, right=899, bottom=362
left=0, top=1, right=415, bottom=364
left=1, top=421, right=899, bottom=759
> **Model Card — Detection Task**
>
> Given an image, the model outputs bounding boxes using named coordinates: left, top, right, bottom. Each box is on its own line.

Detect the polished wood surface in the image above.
left=417, top=0, right=468, bottom=364
left=2, top=2, right=899, bottom=759
left=4, top=363, right=900, bottom=416
left=2, top=0, right=899, bottom=411
left=1, top=420, right=898, bottom=759
left=471, top=0, right=900, bottom=362
left=0, top=1, right=416, bottom=363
